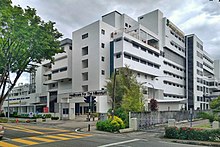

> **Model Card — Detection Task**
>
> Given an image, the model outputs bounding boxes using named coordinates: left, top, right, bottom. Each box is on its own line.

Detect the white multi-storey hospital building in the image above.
left=2, top=9, right=220, bottom=119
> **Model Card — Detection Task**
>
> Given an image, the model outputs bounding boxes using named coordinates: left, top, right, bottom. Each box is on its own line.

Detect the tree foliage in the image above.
left=210, top=96, right=220, bottom=110
left=0, top=0, right=63, bottom=110
left=105, top=66, right=144, bottom=112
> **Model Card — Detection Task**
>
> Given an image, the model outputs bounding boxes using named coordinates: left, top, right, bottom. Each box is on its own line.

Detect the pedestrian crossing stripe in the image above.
left=57, top=134, right=82, bottom=138
left=1, top=124, right=69, bottom=134
left=17, top=125, right=69, bottom=132
left=0, top=142, right=18, bottom=147
left=0, top=132, right=92, bottom=147
left=44, top=135, right=70, bottom=140
left=28, top=136, right=55, bottom=142
left=70, top=132, right=92, bottom=137
left=2, top=124, right=45, bottom=134
left=12, top=138, right=38, bottom=145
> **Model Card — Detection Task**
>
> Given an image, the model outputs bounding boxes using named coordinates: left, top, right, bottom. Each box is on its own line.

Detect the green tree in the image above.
left=106, top=66, right=144, bottom=112
left=0, top=0, right=63, bottom=110
left=210, top=96, right=220, bottom=110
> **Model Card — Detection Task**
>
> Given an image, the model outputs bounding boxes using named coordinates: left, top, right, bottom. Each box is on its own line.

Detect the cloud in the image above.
left=11, top=0, right=220, bottom=60
left=10, top=72, right=30, bottom=86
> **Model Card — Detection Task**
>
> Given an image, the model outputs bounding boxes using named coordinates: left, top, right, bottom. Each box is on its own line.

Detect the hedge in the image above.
left=165, top=127, right=220, bottom=142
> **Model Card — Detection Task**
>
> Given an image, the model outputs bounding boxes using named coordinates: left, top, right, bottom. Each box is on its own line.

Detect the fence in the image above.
left=130, top=110, right=209, bottom=130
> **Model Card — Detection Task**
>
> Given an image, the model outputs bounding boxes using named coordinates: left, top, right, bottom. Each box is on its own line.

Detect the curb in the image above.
left=163, top=138, right=220, bottom=147
left=172, top=140, right=220, bottom=147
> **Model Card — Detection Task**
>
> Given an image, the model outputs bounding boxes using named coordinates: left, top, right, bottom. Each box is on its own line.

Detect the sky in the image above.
left=10, top=0, right=220, bottom=84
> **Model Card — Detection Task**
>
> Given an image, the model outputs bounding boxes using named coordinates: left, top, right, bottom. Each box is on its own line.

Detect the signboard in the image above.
left=70, top=90, right=107, bottom=97
left=43, top=107, right=49, bottom=113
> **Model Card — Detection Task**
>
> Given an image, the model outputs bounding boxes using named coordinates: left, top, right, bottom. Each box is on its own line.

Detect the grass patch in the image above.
left=193, top=123, right=211, bottom=129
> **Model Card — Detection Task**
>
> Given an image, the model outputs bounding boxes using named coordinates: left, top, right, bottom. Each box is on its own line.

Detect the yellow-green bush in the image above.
left=96, top=116, right=125, bottom=132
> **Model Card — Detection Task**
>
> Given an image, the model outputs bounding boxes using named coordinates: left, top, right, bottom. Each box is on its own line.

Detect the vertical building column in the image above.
left=68, top=102, right=75, bottom=120
left=47, top=92, right=50, bottom=111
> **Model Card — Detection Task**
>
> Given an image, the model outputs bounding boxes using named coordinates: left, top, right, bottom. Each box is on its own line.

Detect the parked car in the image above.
left=0, top=125, right=4, bottom=139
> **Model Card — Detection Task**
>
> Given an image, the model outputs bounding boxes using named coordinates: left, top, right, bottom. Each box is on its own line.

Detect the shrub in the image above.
left=165, top=127, right=220, bottom=142
left=51, top=117, right=59, bottom=120
left=0, top=118, right=8, bottom=123
left=45, top=114, right=52, bottom=118
left=164, top=127, right=179, bottom=139
left=96, top=116, right=125, bottom=132
left=108, top=108, right=129, bottom=128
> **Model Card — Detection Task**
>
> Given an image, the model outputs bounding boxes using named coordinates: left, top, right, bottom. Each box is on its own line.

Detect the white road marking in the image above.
left=98, top=139, right=141, bottom=147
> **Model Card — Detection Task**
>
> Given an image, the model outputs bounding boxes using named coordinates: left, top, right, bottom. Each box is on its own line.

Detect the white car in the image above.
left=0, top=125, right=4, bottom=139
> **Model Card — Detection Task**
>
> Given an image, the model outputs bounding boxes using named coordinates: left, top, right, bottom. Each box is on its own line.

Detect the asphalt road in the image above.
left=0, top=123, right=206, bottom=147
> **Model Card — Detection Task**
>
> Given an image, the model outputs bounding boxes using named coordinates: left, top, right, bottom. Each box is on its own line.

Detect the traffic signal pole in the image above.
left=88, top=94, right=92, bottom=131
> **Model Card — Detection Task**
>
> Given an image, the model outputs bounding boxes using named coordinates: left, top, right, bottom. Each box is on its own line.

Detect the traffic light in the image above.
left=84, top=95, right=96, bottom=103
left=84, top=96, right=90, bottom=103
left=91, top=96, right=96, bottom=103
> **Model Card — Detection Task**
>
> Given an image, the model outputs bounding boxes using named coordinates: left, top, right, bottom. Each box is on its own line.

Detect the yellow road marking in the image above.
left=45, top=135, right=70, bottom=140
left=0, top=141, right=18, bottom=147
left=2, top=123, right=67, bottom=133
left=57, top=134, right=82, bottom=138
left=4, top=124, right=45, bottom=134
left=69, top=132, right=92, bottom=137
left=28, top=136, right=56, bottom=143
left=12, top=138, right=38, bottom=145
left=18, top=125, right=68, bottom=132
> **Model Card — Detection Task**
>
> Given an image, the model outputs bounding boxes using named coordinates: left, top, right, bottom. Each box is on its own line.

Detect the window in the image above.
left=69, top=46, right=72, bottom=50
left=101, top=29, right=105, bottom=35
left=82, top=46, right=88, bottom=56
left=145, top=75, right=147, bottom=79
left=101, top=70, right=105, bottom=75
left=140, top=60, right=146, bottom=64
left=82, top=72, right=88, bottom=81
left=137, top=73, right=140, bottom=77
left=101, top=43, right=105, bottom=48
left=82, top=33, right=88, bottom=39
left=82, top=59, right=88, bottom=68
left=132, top=43, right=139, bottom=48
left=82, top=85, right=88, bottom=92
left=101, top=56, right=105, bottom=62
left=124, top=53, right=131, bottom=59
left=125, top=23, right=128, bottom=27
left=63, top=108, right=69, bottom=114
left=116, top=53, right=121, bottom=58
left=60, top=67, right=67, bottom=72
left=52, top=69, right=59, bottom=74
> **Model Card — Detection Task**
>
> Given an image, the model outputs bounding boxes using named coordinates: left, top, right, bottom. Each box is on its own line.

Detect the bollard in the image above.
left=88, top=124, right=90, bottom=132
